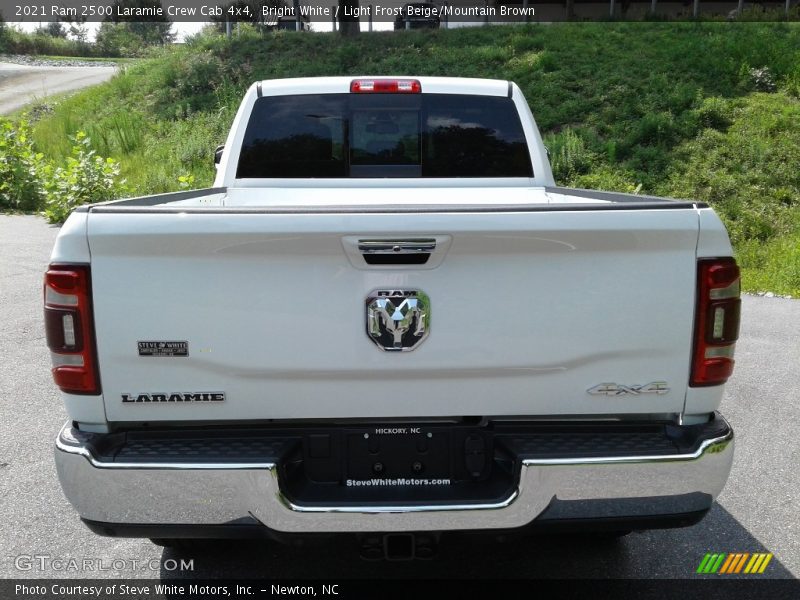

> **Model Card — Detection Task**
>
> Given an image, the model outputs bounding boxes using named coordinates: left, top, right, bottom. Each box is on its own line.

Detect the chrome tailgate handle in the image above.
left=342, top=235, right=451, bottom=270
left=358, top=239, right=437, bottom=255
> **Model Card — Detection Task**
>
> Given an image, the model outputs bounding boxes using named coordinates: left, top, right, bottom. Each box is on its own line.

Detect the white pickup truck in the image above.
left=50, top=77, right=739, bottom=559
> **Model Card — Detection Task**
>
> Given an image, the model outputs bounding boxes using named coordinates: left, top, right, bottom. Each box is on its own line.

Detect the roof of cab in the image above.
left=255, top=76, right=511, bottom=98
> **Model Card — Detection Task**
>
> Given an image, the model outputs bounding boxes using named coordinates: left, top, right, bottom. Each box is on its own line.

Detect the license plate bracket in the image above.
left=346, top=427, right=451, bottom=482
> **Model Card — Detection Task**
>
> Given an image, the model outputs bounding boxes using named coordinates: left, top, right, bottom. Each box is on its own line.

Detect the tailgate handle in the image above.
left=358, top=239, right=436, bottom=265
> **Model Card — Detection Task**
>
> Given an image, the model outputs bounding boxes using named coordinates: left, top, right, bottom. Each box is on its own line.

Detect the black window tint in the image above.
left=422, top=95, right=532, bottom=177
left=237, top=93, right=532, bottom=178
left=351, top=110, right=420, bottom=166
left=348, top=94, right=422, bottom=178
left=237, top=95, right=346, bottom=178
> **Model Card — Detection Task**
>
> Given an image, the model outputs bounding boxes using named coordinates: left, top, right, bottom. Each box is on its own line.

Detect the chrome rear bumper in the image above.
left=54, top=417, right=734, bottom=534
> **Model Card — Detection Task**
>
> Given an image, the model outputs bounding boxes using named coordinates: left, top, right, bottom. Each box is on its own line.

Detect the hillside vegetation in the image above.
left=23, top=23, right=800, bottom=294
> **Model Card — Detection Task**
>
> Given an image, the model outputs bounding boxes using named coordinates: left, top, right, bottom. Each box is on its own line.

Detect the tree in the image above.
left=95, top=22, right=142, bottom=56
left=95, top=21, right=175, bottom=56
left=0, top=12, right=7, bottom=50
left=35, top=22, right=67, bottom=38
left=105, top=0, right=175, bottom=45
left=94, top=1, right=175, bottom=56
left=337, top=0, right=360, bottom=36
left=68, top=22, right=89, bottom=44
left=209, top=1, right=288, bottom=32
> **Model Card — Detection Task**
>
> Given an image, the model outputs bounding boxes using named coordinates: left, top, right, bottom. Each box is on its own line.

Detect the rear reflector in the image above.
left=350, top=79, right=422, bottom=94
left=44, top=265, right=100, bottom=395
left=690, top=258, right=741, bottom=387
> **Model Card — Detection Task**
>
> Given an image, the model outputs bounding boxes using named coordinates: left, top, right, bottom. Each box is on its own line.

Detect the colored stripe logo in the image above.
left=697, top=553, right=773, bottom=574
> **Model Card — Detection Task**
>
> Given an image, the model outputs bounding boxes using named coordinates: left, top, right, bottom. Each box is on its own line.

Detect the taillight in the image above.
left=690, top=258, right=741, bottom=387
left=44, top=265, right=100, bottom=395
left=350, top=79, right=422, bottom=94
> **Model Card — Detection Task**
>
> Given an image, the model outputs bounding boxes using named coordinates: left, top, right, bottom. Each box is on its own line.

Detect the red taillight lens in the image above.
left=350, top=79, right=422, bottom=94
left=691, top=258, right=741, bottom=387
left=44, top=265, right=100, bottom=395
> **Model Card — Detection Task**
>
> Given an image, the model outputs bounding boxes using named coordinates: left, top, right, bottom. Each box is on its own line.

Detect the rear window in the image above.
left=236, top=93, right=533, bottom=178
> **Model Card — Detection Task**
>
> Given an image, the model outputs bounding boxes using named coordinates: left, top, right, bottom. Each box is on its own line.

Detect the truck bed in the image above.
left=78, top=185, right=706, bottom=212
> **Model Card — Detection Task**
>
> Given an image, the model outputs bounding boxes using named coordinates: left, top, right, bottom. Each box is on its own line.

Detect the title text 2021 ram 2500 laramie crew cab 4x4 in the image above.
left=49, top=77, right=738, bottom=558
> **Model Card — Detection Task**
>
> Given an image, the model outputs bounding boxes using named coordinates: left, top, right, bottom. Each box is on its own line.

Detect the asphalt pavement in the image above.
left=0, top=61, right=116, bottom=115
left=0, top=214, right=797, bottom=580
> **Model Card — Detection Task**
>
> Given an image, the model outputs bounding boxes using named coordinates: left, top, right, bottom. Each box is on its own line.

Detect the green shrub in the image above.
left=177, top=174, right=195, bottom=189
left=544, top=128, right=593, bottom=183
left=692, top=96, right=734, bottom=130
left=747, top=66, right=778, bottom=92
left=42, top=132, right=125, bottom=224
left=0, top=119, right=45, bottom=211
left=0, top=27, right=94, bottom=56
left=159, top=51, right=226, bottom=115
left=784, top=62, right=800, bottom=98
left=572, top=167, right=641, bottom=194
left=628, top=111, right=679, bottom=147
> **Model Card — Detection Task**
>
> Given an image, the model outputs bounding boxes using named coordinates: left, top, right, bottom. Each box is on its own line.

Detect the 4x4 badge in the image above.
left=587, top=382, right=670, bottom=396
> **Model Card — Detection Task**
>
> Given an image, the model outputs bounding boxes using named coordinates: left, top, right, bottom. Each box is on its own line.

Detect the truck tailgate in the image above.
left=87, top=206, right=700, bottom=422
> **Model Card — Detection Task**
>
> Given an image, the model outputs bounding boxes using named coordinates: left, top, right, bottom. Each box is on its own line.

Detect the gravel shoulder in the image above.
left=0, top=59, right=116, bottom=115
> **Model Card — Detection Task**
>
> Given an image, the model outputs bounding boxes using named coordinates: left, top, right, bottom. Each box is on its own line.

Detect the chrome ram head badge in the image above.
left=366, top=290, right=430, bottom=351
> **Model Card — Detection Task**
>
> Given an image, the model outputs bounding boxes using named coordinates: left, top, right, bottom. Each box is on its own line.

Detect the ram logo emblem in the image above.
left=366, top=290, right=430, bottom=351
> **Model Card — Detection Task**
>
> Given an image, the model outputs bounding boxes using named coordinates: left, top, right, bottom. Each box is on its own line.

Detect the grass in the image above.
left=24, top=22, right=800, bottom=296
left=0, top=29, right=94, bottom=57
